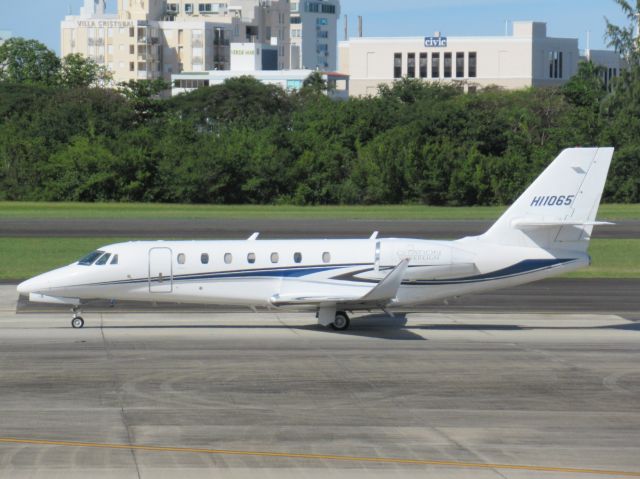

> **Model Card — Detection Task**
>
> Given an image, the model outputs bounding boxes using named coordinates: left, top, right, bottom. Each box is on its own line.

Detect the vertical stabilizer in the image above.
left=480, top=148, right=614, bottom=251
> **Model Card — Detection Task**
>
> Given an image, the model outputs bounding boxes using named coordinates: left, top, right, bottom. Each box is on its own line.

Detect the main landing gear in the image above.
left=330, top=311, right=350, bottom=331
left=71, top=306, right=84, bottom=329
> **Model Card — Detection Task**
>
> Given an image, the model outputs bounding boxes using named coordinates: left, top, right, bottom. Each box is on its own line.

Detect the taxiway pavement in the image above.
left=0, top=286, right=639, bottom=478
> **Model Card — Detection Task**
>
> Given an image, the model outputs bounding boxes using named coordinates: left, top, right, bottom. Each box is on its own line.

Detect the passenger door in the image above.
left=149, top=247, right=173, bottom=293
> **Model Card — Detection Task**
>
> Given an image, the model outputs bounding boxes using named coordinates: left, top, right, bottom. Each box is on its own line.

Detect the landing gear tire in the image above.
left=71, top=317, right=84, bottom=329
left=331, top=312, right=350, bottom=331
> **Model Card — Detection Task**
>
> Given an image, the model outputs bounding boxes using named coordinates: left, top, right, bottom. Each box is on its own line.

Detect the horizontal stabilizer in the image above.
left=512, top=219, right=615, bottom=230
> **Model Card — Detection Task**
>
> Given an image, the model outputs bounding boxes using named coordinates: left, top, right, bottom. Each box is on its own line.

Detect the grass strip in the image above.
left=0, top=202, right=638, bottom=221
left=1, top=237, right=638, bottom=281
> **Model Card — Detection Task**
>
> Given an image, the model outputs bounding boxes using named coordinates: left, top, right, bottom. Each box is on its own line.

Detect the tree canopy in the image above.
left=0, top=0, right=637, bottom=206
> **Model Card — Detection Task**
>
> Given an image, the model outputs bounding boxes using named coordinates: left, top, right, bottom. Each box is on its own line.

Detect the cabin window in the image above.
left=177, top=253, right=186, bottom=264
left=95, top=253, right=111, bottom=265
left=271, top=252, right=279, bottom=263
left=110, top=254, right=119, bottom=265
left=322, top=252, right=331, bottom=263
left=224, top=253, right=232, bottom=264
left=78, top=250, right=104, bottom=266
left=247, top=252, right=256, bottom=264
left=294, top=252, right=302, bottom=263
left=201, top=253, right=209, bottom=264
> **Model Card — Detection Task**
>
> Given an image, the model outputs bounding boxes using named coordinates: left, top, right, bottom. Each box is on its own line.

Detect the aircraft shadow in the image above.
left=93, top=313, right=426, bottom=341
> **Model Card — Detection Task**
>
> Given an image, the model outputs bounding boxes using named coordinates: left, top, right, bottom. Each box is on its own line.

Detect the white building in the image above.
left=290, top=0, right=340, bottom=71
left=339, top=21, right=585, bottom=96
left=0, top=30, right=11, bottom=46
left=60, top=0, right=290, bottom=83
left=172, top=69, right=349, bottom=99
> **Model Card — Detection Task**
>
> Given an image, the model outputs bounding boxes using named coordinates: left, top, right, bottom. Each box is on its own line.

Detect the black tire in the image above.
left=71, top=317, right=84, bottom=329
left=331, top=312, right=350, bottom=331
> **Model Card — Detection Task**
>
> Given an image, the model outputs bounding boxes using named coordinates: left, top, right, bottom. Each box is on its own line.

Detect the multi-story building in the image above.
left=583, top=49, right=624, bottom=90
left=0, top=30, right=11, bottom=46
left=289, top=0, right=340, bottom=71
left=60, top=0, right=290, bottom=83
left=339, top=21, right=615, bottom=96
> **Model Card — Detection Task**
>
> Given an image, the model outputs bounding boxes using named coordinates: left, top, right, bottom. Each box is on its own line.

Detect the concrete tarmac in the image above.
left=1, top=218, right=637, bottom=239
left=1, top=287, right=639, bottom=478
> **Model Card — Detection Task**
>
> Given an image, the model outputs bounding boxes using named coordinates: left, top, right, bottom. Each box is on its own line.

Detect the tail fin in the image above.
left=480, top=147, right=614, bottom=251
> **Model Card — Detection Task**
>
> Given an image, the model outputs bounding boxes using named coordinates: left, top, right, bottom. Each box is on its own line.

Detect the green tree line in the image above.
left=0, top=29, right=639, bottom=205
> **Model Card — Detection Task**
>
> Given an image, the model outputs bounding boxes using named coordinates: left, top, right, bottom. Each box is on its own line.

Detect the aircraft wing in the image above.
left=270, top=258, right=410, bottom=309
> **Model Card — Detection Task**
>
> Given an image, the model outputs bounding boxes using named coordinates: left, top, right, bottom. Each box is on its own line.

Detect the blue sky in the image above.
left=1, top=0, right=629, bottom=54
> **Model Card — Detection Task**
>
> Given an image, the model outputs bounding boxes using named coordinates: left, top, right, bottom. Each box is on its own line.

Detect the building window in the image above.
left=199, top=3, right=212, bottom=13
left=394, top=53, right=402, bottom=79
left=559, top=51, right=563, bottom=78
left=129, top=27, right=135, bottom=37
left=293, top=252, right=302, bottom=264
left=185, top=3, right=194, bottom=14
left=456, top=52, right=464, bottom=78
left=177, top=253, right=186, bottom=265
left=444, top=52, right=452, bottom=78
left=224, top=253, right=232, bottom=264
left=432, top=52, right=440, bottom=78
left=316, top=18, right=328, bottom=26
left=407, top=53, right=416, bottom=78
left=271, top=252, right=279, bottom=263
left=201, top=253, right=209, bottom=264
left=130, top=44, right=134, bottom=54
left=549, top=51, right=563, bottom=79
left=468, top=52, right=477, bottom=78
left=129, top=61, right=135, bottom=71
left=291, top=16, right=301, bottom=24
left=419, top=52, right=428, bottom=78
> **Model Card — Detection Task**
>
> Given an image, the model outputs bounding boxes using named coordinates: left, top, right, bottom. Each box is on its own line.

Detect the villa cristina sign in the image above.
left=77, top=20, right=134, bottom=28
left=424, top=36, right=448, bottom=47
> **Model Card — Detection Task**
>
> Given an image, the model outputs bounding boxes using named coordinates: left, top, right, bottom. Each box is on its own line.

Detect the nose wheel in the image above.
left=71, top=306, right=84, bottom=329
left=71, top=317, right=85, bottom=329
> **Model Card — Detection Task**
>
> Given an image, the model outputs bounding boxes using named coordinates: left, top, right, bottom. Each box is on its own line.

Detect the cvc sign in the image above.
left=424, top=36, right=448, bottom=47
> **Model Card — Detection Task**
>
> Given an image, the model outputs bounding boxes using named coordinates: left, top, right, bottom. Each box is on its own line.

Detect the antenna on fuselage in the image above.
left=369, top=231, right=379, bottom=240
left=247, top=232, right=260, bottom=240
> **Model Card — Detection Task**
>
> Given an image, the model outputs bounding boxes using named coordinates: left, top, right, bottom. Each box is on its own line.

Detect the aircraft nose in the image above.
left=17, top=276, right=48, bottom=295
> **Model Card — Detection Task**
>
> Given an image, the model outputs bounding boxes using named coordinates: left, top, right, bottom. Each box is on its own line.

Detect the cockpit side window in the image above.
left=110, top=254, right=119, bottom=265
left=78, top=250, right=105, bottom=266
left=95, top=253, right=111, bottom=265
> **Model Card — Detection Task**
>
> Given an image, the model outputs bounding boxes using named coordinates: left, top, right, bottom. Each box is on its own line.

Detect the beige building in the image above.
left=61, top=0, right=290, bottom=83
left=339, top=21, right=581, bottom=96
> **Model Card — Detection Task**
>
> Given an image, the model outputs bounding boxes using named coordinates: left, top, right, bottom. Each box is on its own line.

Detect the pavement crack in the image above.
left=100, top=314, right=141, bottom=479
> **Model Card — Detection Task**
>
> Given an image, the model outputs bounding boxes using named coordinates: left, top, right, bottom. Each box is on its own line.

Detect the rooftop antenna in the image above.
left=358, top=15, right=363, bottom=37
left=344, top=14, right=348, bottom=41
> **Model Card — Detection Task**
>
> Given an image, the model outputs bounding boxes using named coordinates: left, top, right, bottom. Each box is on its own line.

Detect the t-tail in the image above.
left=480, top=147, right=614, bottom=254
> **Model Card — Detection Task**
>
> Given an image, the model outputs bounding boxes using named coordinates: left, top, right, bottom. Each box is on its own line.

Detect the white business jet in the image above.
left=18, top=148, right=614, bottom=331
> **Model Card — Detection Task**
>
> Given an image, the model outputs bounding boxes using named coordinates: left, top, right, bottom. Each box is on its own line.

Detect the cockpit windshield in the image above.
left=78, top=250, right=105, bottom=266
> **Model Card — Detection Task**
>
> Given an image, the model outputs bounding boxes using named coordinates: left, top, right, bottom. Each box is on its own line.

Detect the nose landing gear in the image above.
left=71, top=306, right=84, bottom=329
